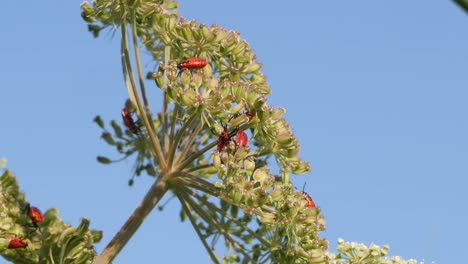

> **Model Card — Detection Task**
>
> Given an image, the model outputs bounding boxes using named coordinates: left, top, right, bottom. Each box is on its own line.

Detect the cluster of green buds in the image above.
left=0, top=170, right=102, bottom=263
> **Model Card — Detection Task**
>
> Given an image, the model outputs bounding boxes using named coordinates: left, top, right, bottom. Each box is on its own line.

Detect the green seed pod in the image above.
left=200, top=25, right=214, bottom=42
left=231, top=41, right=248, bottom=57
left=160, top=33, right=172, bottom=45
left=244, top=62, right=262, bottom=74
left=272, top=107, right=286, bottom=120
left=191, top=72, right=203, bottom=88
left=253, top=96, right=266, bottom=110
left=97, top=156, right=112, bottom=164
left=101, top=132, right=115, bottom=145
left=213, top=27, right=227, bottom=43
left=180, top=70, right=191, bottom=86
left=181, top=26, right=194, bottom=42
left=93, top=115, right=104, bottom=128
left=166, top=1, right=178, bottom=10
left=232, top=190, right=243, bottom=205
left=202, top=63, right=212, bottom=78
left=292, top=162, right=311, bottom=175
left=166, top=14, right=177, bottom=31
left=154, top=72, right=164, bottom=88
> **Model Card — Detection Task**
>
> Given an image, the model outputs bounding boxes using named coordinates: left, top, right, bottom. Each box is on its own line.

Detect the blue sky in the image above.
left=1, top=1, right=467, bottom=263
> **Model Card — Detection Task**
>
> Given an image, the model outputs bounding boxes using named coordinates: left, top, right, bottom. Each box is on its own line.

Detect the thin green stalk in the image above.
left=130, top=9, right=152, bottom=128
left=173, top=172, right=220, bottom=197
left=92, top=173, right=170, bottom=264
left=169, top=103, right=180, bottom=143
left=171, top=117, right=204, bottom=167
left=178, top=195, right=220, bottom=264
left=167, top=113, right=200, bottom=168
left=189, top=190, right=271, bottom=246
left=175, top=140, right=218, bottom=171
left=121, top=13, right=167, bottom=170
left=185, top=163, right=214, bottom=173
left=162, top=45, right=171, bottom=138
left=180, top=190, right=253, bottom=261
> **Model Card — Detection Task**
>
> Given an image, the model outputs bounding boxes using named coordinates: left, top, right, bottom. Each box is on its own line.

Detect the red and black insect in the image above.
left=301, top=191, right=316, bottom=208
left=234, top=130, right=248, bottom=151
left=25, top=203, right=44, bottom=228
left=217, top=126, right=231, bottom=152
left=7, top=237, right=27, bottom=249
left=121, top=107, right=140, bottom=135
left=245, top=111, right=254, bottom=121
left=177, top=58, right=207, bottom=74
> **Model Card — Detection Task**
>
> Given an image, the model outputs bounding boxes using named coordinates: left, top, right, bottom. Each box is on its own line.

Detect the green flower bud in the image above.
left=204, top=77, right=218, bottom=90
left=272, top=107, right=286, bottom=120
left=258, top=212, right=275, bottom=225
left=191, top=72, right=203, bottom=88
left=276, top=132, right=292, bottom=145
left=213, top=27, right=227, bottom=43
left=231, top=41, right=248, bottom=56
left=166, top=14, right=177, bottom=31
left=200, top=25, right=215, bottom=42
left=160, top=33, right=172, bottom=45
left=229, top=114, right=247, bottom=128
left=250, top=73, right=266, bottom=85
left=202, top=63, right=212, bottom=78
left=93, top=115, right=104, bottom=128
left=101, top=132, right=115, bottom=145
left=165, top=1, right=178, bottom=10
left=253, top=96, right=266, bottom=110
left=181, top=26, right=194, bottom=42
left=154, top=72, right=164, bottom=88
left=97, top=156, right=112, bottom=164
left=180, top=70, right=191, bottom=86
left=244, top=62, right=262, bottom=74
left=269, top=187, right=283, bottom=202
left=181, top=89, right=196, bottom=106
left=292, top=161, right=311, bottom=175
left=244, top=158, right=255, bottom=171
left=232, top=190, right=243, bottom=204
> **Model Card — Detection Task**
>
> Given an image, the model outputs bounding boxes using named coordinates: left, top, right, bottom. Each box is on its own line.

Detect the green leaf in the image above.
left=97, top=156, right=112, bottom=164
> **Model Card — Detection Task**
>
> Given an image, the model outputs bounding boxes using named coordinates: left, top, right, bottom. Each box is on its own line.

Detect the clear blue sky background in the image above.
left=1, top=1, right=467, bottom=263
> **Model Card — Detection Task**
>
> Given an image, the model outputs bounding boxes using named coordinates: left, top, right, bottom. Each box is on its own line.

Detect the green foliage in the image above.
left=453, top=0, right=468, bottom=13
left=0, top=170, right=102, bottom=263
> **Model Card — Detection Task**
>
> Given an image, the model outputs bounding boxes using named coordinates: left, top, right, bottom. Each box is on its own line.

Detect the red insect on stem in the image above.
left=177, top=58, right=207, bottom=74
left=234, top=130, right=248, bottom=152
left=300, top=182, right=316, bottom=208
left=245, top=111, right=254, bottom=121
left=217, top=126, right=231, bottom=152
left=7, top=237, right=27, bottom=249
left=26, top=203, right=44, bottom=228
left=121, top=107, right=140, bottom=135
left=301, top=191, right=316, bottom=208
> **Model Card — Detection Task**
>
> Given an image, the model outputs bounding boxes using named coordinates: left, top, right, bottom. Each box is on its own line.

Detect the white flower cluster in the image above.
left=325, top=238, right=420, bottom=264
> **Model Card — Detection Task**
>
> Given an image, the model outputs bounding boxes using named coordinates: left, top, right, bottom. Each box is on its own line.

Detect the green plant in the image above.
left=0, top=1, right=420, bottom=263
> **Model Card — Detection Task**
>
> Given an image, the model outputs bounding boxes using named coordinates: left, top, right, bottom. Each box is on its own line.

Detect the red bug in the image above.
left=301, top=191, right=316, bottom=208
left=7, top=237, right=27, bottom=249
left=26, top=204, right=44, bottom=228
left=121, top=107, right=140, bottom=135
left=217, top=126, right=231, bottom=152
left=245, top=111, right=254, bottom=121
left=234, top=130, right=248, bottom=151
left=177, top=58, right=207, bottom=72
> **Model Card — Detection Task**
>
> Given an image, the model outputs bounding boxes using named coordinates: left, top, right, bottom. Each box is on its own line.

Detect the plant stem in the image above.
left=130, top=9, right=152, bottom=131
left=120, top=8, right=167, bottom=170
left=92, top=174, right=169, bottom=264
